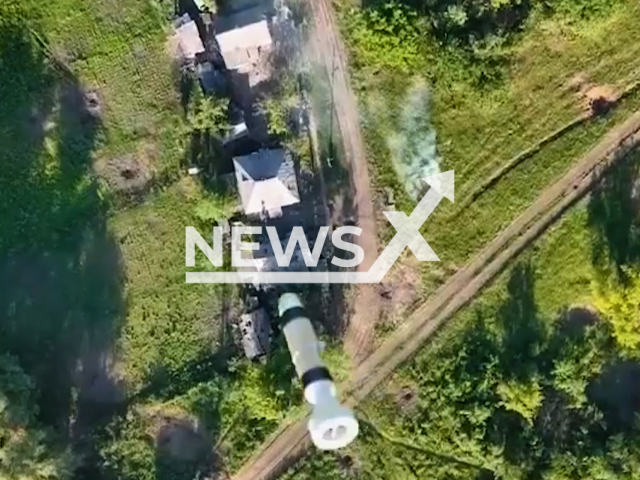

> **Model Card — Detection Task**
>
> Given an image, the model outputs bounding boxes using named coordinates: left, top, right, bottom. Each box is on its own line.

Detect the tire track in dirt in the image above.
left=231, top=109, right=640, bottom=480
left=308, top=0, right=379, bottom=363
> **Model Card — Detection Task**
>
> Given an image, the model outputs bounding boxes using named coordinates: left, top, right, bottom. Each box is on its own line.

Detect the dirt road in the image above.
left=308, top=0, right=380, bottom=362
left=231, top=109, right=640, bottom=480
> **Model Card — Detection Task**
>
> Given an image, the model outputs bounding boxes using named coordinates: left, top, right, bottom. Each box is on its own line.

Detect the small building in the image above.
left=239, top=306, right=271, bottom=360
left=172, top=15, right=206, bottom=61
left=223, top=122, right=249, bottom=145
left=233, top=149, right=299, bottom=218
left=215, top=6, right=273, bottom=76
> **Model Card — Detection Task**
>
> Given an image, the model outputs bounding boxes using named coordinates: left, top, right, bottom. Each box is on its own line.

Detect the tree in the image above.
left=593, top=269, right=640, bottom=358
left=261, top=98, right=290, bottom=139
left=496, top=377, right=543, bottom=425
left=185, top=93, right=230, bottom=170
left=0, top=355, right=73, bottom=480
left=186, top=95, right=229, bottom=138
left=552, top=327, right=606, bottom=407
left=100, top=410, right=155, bottom=480
left=343, top=2, right=423, bottom=74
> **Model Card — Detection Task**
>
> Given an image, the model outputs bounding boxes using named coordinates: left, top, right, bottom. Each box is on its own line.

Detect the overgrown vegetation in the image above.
left=1, top=5, right=120, bottom=479
left=4, top=0, right=640, bottom=477
left=0, top=1, right=299, bottom=479
left=283, top=149, right=640, bottom=480
left=184, top=88, right=230, bottom=174
left=0, top=355, right=74, bottom=480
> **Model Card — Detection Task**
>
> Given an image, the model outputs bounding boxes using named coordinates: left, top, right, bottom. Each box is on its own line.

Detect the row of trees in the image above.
left=1, top=4, right=78, bottom=479
left=359, top=0, right=618, bottom=48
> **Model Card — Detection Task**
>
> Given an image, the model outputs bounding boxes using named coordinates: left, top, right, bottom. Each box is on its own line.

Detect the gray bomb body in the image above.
left=278, top=293, right=359, bottom=450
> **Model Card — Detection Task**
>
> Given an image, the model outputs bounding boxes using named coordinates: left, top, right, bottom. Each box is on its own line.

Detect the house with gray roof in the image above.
left=233, top=149, right=299, bottom=218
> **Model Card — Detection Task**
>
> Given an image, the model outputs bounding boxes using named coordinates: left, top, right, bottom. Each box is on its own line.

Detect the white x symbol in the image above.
left=383, top=210, right=439, bottom=261
left=367, top=171, right=454, bottom=281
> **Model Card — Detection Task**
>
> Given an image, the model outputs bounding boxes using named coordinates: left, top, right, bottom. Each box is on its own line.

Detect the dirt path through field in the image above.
left=308, top=0, right=379, bottom=363
left=231, top=109, right=640, bottom=480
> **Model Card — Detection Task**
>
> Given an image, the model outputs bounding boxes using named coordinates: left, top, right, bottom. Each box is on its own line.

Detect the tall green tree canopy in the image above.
left=0, top=355, right=73, bottom=480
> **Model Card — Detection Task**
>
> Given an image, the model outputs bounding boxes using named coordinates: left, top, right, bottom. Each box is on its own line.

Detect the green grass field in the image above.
left=0, top=0, right=276, bottom=477
left=40, top=0, right=186, bottom=177
left=337, top=0, right=640, bottom=294
left=0, top=0, right=206, bottom=385
left=4, top=0, right=640, bottom=477
left=109, top=178, right=235, bottom=388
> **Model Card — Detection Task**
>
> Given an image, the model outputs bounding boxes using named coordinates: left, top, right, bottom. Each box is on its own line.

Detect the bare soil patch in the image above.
left=309, top=0, right=380, bottom=363
left=395, top=385, right=419, bottom=414
left=567, top=72, right=620, bottom=116
left=375, top=256, right=422, bottom=338
left=379, top=257, right=421, bottom=314
left=98, top=153, right=153, bottom=193
left=155, top=418, right=209, bottom=462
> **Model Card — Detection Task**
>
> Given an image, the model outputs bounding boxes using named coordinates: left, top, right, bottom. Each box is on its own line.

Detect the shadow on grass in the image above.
left=155, top=417, right=222, bottom=480
left=589, top=361, right=640, bottom=435
left=134, top=347, right=236, bottom=403
left=496, top=262, right=547, bottom=380
left=460, top=264, right=640, bottom=471
left=588, top=149, right=640, bottom=279
left=0, top=23, right=125, bottom=478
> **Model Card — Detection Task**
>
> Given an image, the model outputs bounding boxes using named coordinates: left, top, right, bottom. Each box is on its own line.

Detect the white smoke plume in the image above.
left=387, top=79, right=441, bottom=201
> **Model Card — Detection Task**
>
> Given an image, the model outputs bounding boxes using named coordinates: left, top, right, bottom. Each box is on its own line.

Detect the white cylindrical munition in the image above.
left=278, top=293, right=359, bottom=450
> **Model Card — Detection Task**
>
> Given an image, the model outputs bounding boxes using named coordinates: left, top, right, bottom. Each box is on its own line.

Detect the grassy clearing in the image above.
left=337, top=0, right=640, bottom=292
left=0, top=0, right=220, bottom=403
left=424, top=88, right=640, bottom=287
left=109, top=178, right=238, bottom=389
left=41, top=0, right=185, bottom=179
left=0, top=3, right=124, bottom=430
left=342, top=0, right=640, bottom=195
left=433, top=1, right=640, bottom=194
left=1, top=0, right=283, bottom=477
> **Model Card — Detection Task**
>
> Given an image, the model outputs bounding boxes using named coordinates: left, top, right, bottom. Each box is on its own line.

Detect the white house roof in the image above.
left=216, top=19, right=272, bottom=71
left=233, top=149, right=299, bottom=216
